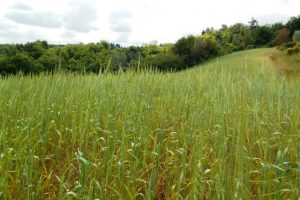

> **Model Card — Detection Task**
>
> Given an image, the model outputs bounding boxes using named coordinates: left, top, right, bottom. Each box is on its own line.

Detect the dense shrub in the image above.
left=274, top=28, right=290, bottom=45
left=6, top=52, right=36, bottom=74
left=293, top=30, right=300, bottom=42
left=286, top=16, right=300, bottom=37
left=277, top=41, right=296, bottom=51
left=191, top=37, right=218, bottom=63
left=143, top=52, right=184, bottom=71
left=286, top=44, right=300, bottom=55
left=252, top=26, right=274, bottom=46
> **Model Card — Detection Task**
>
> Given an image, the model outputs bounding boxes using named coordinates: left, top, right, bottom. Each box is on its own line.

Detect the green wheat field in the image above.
left=0, top=48, right=300, bottom=199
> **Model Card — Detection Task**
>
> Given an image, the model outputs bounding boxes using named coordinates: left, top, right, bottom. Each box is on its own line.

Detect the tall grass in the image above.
left=0, top=48, right=299, bottom=199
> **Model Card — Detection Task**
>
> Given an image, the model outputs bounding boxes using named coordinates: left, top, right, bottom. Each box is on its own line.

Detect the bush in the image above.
left=37, top=48, right=60, bottom=72
left=252, top=26, right=274, bottom=46
left=191, top=37, right=218, bottom=63
left=274, top=28, right=290, bottom=45
left=277, top=41, right=296, bottom=51
left=144, top=52, right=185, bottom=71
left=293, top=30, right=300, bottom=42
left=217, top=43, right=236, bottom=55
left=0, top=55, right=7, bottom=75
left=286, top=44, right=300, bottom=55
left=7, top=52, right=36, bottom=74
left=173, top=36, right=195, bottom=56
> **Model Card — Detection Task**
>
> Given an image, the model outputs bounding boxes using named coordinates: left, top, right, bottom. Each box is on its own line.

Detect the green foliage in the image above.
left=191, top=37, right=218, bottom=63
left=16, top=40, right=48, bottom=59
left=252, top=25, right=274, bottom=46
left=37, top=48, right=59, bottom=72
left=173, top=35, right=195, bottom=58
left=0, top=44, right=10, bottom=55
left=248, top=18, right=258, bottom=30
left=229, top=23, right=254, bottom=48
left=277, top=39, right=300, bottom=56
left=0, top=55, right=8, bottom=75
left=292, top=30, right=300, bottom=42
left=217, top=43, right=236, bottom=55
left=171, top=35, right=219, bottom=68
left=271, top=22, right=285, bottom=32
left=144, top=52, right=184, bottom=71
left=277, top=41, right=296, bottom=51
left=286, top=15, right=300, bottom=36
left=6, top=51, right=36, bottom=74
left=286, top=44, right=300, bottom=55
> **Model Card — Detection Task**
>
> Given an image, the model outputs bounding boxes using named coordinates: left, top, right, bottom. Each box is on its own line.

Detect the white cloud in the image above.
left=115, top=33, right=131, bottom=44
left=63, top=0, right=98, bottom=33
left=110, top=11, right=132, bottom=33
left=256, top=14, right=291, bottom=25
left=6, top=10, right=62, bottom=28
left=0, top=0, right=299, bottom=45
left=11, top=2, right=33, bottom=11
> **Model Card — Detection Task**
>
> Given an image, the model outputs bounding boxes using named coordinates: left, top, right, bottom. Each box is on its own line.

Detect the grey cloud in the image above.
left=110, top=11, right=132, bottom=33
left=110, top=11, right=132, bottom=21
left=111, top=24, right=132, bottom=32
left=6, top=11, right=62, bottom=28
left=115, top=33, right=131, bottom=44
left=0, top=21, right=47, bottom=44
left=5, top=0, right=98, bottom=33
left=60, top=30, right=76, bottom=38
left=11, top=2, right=32, bottom=11
left=0, top=30, right=25, bottom=40
left=63, top=0, right=98, bottom=33
left=0, top=22, right=13, bottom=31
left=0, top=28, right=43, bottom=43
left=256, top=14, right=290, bottom=25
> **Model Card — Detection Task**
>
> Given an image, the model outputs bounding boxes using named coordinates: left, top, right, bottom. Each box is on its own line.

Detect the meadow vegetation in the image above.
left=0, top=48, right=300, bottom=199
left=270, top=49, right=300, bottom=78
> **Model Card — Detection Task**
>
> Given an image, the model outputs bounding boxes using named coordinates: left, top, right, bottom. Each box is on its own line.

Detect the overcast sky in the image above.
left=0, top=0, right=299, bottom=45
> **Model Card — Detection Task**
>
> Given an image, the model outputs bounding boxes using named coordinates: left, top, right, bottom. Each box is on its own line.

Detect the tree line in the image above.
left=0, top=16, right=300, bottom=75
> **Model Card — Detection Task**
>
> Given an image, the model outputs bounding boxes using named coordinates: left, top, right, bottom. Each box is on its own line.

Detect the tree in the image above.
left=252, top=25, right=274, bottom=46
left=293, top=30, right=300, bottom=42
left=111, top=48, right=127, bottom=70
left=229, top=23, right=254, bottom=48
left=173, top=35, right=196, bottom=66
left=19, top=40, right=48, bottom=59
left=173, top=35, right=195, bottom=56
left=144, top=52, right=184, bottom=71
left=38, top=48, right=59, bottom=73
left=7, top=52, right=35, bottom=74
left=286, top=16, right=300, bottom=37
left=274, top=28, right=290, bottom=45
left=217, top=28, right=232, bottom=44
left=0, top=55, right=8, bottom=75
left=271, top=22, right=285, bottom=32
left=248, top=18, right=258, bottom=30
left=191, top=37, right=218, bottom=63
left=98, top=40, right=110, bottom=50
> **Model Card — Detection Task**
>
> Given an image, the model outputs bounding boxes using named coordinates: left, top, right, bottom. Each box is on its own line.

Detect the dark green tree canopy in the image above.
left=286, top=16, right=300, bottom=36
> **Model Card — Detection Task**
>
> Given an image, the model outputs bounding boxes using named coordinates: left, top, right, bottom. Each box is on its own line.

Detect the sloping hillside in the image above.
left=189, top=48, right=299, bottom=80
